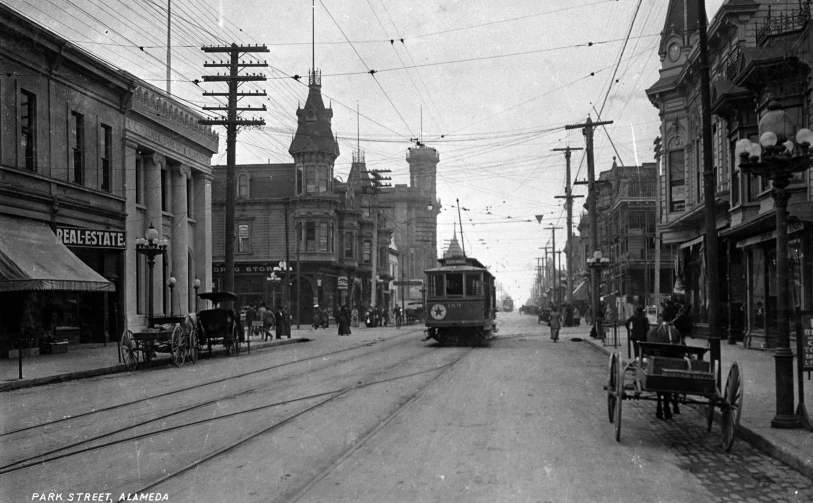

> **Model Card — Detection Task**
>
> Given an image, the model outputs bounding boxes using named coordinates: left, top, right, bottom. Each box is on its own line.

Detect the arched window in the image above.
left=237, top=174, right=249, bottom=198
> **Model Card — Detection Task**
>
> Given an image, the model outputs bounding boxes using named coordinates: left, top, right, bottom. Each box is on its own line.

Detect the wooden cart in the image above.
left=606, top=341, right=744, bottom=452
left=120, top=315, right=197, bottom=371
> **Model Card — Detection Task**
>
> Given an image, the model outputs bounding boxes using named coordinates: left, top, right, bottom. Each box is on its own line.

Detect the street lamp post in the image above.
left=586, top=250, right=611, bottom=340
left=135, top=223, right=169, bottom=328
left=168, top=275, right=176, bottom=316
left=738, top=100, right=812, bottom=429
left=267, top=272, right=281, bottom=310
left=194, top=277, right=201, bottom=312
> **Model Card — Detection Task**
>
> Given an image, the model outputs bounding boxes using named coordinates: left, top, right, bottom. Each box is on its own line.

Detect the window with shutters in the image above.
left=71, top=111, right=85, bottom=185
left=101, top=124, right=112, bottom=192
left=20, top=89, right=36, bottom=171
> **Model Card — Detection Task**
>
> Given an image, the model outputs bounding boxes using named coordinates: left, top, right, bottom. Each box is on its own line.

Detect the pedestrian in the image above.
left=274, top=304, right=284, bottom=340
left=351, top=306, right=359, bottom=328
left=337, top=305, right=352, bottom=336
left=573, top=306, right=581, bottom=327
left=564, top=304, right=573, bottom=327
left=625, top=304, right=650, bottom=359
left=245, top=304, right=257, bottom=339
left=584, top=305, right=592, bottom=326
left=548, top=306, right=562, bottom=342
left=320, top=306, right=330, bottom=329
left=283, top=304, right=292, bottom=338
left=382, top=308, right=390, bottom=327
left=261, top=302, right=275, bottom=341
left=394, top=306, right=402, bottom=329
left=312, top=304, right=321, bottom=330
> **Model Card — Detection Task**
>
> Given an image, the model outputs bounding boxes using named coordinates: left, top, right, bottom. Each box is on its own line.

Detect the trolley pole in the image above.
left=566, top=117, right=613, bottom=338
left=554, top=146, right=584, bottom=309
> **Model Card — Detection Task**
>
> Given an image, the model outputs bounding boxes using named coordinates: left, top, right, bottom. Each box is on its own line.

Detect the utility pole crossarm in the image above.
left=202, top=45, right=270, bottom=53
left=565, top=120, right=613, bottom=130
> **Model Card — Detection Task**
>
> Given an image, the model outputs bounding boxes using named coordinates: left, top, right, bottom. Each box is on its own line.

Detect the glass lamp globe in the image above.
left=796, top=128, right=813, bottom=146
left=735, top=138, right=753, bottom=156
left=194, top=278, right=201, bottom=289
left=145, top=224, right=159, bottom=242
left=759, top=100, right=796, bottom=144
left=168, top=276, right=176, bottom=287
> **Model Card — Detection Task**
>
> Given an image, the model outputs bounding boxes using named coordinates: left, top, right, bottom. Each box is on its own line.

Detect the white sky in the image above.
left=7, top=0, right=726, bottom=303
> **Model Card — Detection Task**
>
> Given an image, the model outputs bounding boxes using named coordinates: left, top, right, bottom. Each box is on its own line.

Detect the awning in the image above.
left=0, top=215, right=115, bottom=292
left=572, top=280, right=589, bottom=301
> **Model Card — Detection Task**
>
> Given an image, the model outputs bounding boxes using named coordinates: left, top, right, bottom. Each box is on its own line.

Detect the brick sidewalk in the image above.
left=571, top=325, right=813, bottom=480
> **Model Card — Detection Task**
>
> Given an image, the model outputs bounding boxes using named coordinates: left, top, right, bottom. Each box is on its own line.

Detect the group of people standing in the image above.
left=243, top=302, right=291, bottom=341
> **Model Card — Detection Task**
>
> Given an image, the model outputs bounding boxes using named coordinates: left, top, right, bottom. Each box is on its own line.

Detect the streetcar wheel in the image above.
left=614, top=354, right=624, bottom=442
left=607, top=353, right=618, bottom=423
left=171, top=325, right=185, bottom=367
left=722, top=361, right=744, bottom=452
left=120, top=330, right=138, bottom=371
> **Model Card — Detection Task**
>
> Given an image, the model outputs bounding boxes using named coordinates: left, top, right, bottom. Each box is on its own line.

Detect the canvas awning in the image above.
left=572, top=280, right=589, bottom=301
left=0, top=215, right=115, bottom=292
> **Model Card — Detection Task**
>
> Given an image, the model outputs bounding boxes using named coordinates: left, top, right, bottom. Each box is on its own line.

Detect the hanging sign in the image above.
left=338, top=276, right=348, bottom=290
left=801, top=313, right=813, bottom=372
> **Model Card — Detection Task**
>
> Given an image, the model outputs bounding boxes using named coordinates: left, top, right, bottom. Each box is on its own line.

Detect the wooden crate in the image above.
left=640, top=357, right=716, bottom=395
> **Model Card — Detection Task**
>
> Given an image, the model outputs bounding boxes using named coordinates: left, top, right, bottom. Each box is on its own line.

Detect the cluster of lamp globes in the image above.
left=135, top=224, right=169, bottom=250
left=735, top=102, right=813, bottom=171
left=267, top=261, right=293, bottom=283
left=586, top=250, right=611, bottom=267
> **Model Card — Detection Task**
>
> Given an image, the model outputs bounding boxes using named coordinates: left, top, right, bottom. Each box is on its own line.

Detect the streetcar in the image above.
left=423, top=254, right=497, bottom=346
left=502, top=297, right=514, bottom=312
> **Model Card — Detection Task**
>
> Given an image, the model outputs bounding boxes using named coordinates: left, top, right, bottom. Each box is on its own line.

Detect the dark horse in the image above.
left=646, top=301, right=694, bottom=420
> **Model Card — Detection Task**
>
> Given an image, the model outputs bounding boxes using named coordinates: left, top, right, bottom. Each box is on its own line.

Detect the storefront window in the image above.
left=749, top=248, right=765, bottom=332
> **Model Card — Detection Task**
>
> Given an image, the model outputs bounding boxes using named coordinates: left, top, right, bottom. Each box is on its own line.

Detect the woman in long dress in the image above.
left=337, top=305, right=352, bottom=336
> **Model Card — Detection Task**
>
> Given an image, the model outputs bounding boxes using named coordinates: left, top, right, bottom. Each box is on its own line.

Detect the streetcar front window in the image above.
left=429, top=274, right=443, bottom=297
left=446, top=273, right=464, bottom=296
left=465, top=273, right=482, bottom=296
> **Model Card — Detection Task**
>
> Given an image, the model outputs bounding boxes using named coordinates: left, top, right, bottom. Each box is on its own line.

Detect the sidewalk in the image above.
left=574, top=324, right=813, bottom=479
left=0, top=329, right=310, bottom=392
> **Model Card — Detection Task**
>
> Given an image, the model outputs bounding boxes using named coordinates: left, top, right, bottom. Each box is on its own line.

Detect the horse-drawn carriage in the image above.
left=195, top=292, right=248, bottom=357
left=606, top=340, right=744, bottom=451
left=119, top=292, right=247, bottom=370
left=120, top=315, right=197, bottom=371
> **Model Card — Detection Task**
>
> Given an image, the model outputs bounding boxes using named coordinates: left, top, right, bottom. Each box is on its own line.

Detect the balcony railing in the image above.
left=712, top=42, right=743, bottom=83
left=756, top=3, right=811, bottom=46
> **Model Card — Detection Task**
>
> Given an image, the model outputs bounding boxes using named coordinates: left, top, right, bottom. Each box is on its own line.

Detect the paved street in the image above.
left=1, top=313, right=811, bottom=503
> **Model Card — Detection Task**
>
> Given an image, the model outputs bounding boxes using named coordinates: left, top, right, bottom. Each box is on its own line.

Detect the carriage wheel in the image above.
left=607, top=352, right=619, bottom=423
left=171, top=325, right=186, bottom=367
left=614, top=355, right=624, bottom=442
left=233, top=325, right=241, bottom=356
left=120, top=330, right=138, bottom=371
left=721, top=361, right=744, bottom=452
left=188, top=326, right=199, bottom=364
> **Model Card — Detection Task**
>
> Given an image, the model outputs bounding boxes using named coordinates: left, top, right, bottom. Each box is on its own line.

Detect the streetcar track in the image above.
left=287, top=347, right=475, bottom=503
left=126, top=346, right=469, bottom=497
left=0, top=329, right=424, bottom=437
left=1, top=345, right=452, bottom=475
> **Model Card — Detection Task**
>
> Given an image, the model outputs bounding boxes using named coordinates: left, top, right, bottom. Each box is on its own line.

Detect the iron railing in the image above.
left=756, top=2, right=811, bottom=46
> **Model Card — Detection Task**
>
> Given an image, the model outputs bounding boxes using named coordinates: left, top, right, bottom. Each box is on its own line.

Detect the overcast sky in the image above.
left=8, top=0, right=726, bottom=303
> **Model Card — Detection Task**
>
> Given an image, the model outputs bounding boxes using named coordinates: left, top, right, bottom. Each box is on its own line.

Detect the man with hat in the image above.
left=624, top=304, right=650, bottom=359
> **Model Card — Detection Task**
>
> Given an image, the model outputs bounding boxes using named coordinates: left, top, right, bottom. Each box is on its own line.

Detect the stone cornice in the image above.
left=131, top=86, right=219, bottom=152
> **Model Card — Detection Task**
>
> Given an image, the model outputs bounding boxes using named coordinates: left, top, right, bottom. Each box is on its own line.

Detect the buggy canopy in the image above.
left=0, top=215, right=114, bottom=292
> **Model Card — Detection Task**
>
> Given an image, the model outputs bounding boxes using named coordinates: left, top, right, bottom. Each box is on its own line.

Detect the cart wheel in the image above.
left=614, top=354, right=624, bottom=442
left=232, top=325, right=241, bottom=356
left=721, top=361, right=744, bottom=452
left=607, top=353, right=619, bottom=423
left=120, top=330, right=138, bottom=371
left=188, top=325, right=199, bottom=364
left=171, top=325, right=185, bottom=367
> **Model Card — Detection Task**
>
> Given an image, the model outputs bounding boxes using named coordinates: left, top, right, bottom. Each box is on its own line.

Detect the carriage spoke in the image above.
left=120, top=330, right=138, bottom=371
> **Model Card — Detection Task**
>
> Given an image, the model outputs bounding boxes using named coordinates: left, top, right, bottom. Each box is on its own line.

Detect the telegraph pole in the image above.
left=566, top=117, right=613, bottom=334
left=554, top=146, right=584, bottom=309
left=200, top=44, right=268, bottom=303
left=548, top=225, right=563, bottom=307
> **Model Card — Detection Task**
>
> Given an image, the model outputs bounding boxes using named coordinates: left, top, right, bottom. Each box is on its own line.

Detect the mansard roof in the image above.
left=289, top=82, right=340, bottom=158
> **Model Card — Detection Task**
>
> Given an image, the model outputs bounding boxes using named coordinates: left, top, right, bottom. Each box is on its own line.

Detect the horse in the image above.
left=646, top=302, right=694, bottom=420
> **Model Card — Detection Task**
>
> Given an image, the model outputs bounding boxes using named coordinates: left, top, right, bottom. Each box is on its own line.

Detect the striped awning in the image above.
left=0, top=215, right=115, bottom=292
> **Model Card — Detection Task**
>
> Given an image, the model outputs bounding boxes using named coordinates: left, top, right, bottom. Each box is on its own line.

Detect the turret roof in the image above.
left=289, top=76, right=340, bottom=157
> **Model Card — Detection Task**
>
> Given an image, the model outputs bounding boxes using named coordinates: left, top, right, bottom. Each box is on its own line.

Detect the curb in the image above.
left=576, top=335, right=813, bottom=481
left=0, top=337, right=308, bottom=393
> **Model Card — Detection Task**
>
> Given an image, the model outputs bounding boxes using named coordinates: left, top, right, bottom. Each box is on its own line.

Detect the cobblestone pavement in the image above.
left=626, top=397, right=813, bottom=502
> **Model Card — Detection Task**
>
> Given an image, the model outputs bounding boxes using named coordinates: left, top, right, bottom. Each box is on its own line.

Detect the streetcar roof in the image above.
left=425, top=265, right=487, bottom=273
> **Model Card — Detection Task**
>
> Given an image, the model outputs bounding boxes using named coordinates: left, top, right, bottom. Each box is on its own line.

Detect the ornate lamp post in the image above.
left=277, top=261, right=292, bottom=307
left=267, top=272, right=281, bottom=308
left=737, top=100, right=811, bottom=429
left=135, top=223, right=168, bottom=327
left=168, top=275, right=176, bottom=316
left=586, top=250, right=611, bottom=339
left=194, top=277, right=201, bottom=312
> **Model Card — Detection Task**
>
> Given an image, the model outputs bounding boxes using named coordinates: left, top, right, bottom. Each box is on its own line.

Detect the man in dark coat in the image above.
left=274, top=304, right=284, bottom=340
left=625, top=304, right=650, bottom=358
left=337, top=305, right=352, bottom=336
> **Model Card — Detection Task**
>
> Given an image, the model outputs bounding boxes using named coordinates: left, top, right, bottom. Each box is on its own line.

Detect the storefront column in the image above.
left=123, top=139, right=140, bottom=329
left=171, top=165, right=190, bottom=315
left=194, top=172, right=213, bottom=294
left=144, top=152, right=165, bottom=317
